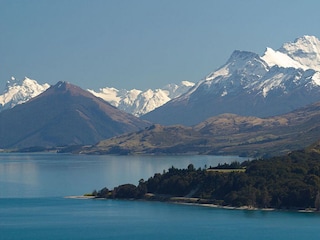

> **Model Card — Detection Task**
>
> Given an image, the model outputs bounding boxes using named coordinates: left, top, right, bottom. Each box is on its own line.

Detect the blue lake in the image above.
left=1, top=153, right=320, bottom=240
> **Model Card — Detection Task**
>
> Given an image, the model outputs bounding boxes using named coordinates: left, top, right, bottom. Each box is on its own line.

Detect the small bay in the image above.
left=1, top=153, right=320, bottom=240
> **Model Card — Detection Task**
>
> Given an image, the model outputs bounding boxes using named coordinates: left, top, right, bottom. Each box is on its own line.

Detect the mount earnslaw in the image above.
left=143, top=35, right=320, bottom=125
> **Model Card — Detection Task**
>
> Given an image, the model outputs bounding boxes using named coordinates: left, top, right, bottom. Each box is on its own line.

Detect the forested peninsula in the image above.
left=89, top=142, right=320, bottom=211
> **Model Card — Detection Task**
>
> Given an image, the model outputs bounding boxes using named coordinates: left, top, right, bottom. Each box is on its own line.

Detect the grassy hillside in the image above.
left=79, top=101, right=320, bottom=157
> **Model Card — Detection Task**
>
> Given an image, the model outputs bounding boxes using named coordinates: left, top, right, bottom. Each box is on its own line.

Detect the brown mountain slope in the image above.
left=81, top=101, right=320, bottom=157
left=0, top=81, right=150, bottom=149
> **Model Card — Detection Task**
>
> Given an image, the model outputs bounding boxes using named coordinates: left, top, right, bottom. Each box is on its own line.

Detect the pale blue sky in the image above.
left=1, top=0, right=320, bottom=91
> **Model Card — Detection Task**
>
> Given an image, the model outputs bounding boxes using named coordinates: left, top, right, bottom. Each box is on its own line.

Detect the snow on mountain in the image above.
left=278, top=35, right=320, bottom=71
left=197, top=36, right=320, bottom=99
left=162, top=81, right=195, bottom=98
left=250, top=67, right=316, bottom=97
left=0, top=77, right=50, bottom=111
left=312, top=72, right=320, bottom=86
left=261, top=47, right=308, bottom=70
left=207, top=51, right=268, bottom=85
left=89, top=81, right=195, bottom=116
left=178, top=50, right=269, bottom=101
left=88, top=87, right=131, bottom=107
left=0, top=75, right=194, bottom=116
left=127, top=89, right=170, bottom=117
left=261, top=36, right=320, bottom=71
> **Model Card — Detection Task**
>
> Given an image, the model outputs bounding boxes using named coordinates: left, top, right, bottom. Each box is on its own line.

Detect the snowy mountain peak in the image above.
left=168, top=35, right=320, bottom=120
left=278, top=35, right=320, bottom=71
left=228, top=50, right=260, bottom=62
left=142, top=35, right=320, bottom=126
left=226, top=50, right=268, bottom=71
left=89, top=81, right=195, bottom=116
left=205, top=50, right=268, bottom=84
left=202, top=35, right=320, bottom=100
left=0, top=77, right=50, bottom=110
left=290, top=35, right=320, bottom=48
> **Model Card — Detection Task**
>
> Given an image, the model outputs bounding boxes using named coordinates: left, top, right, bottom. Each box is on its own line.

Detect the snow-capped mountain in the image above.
left=142, top=35, right=320, bottom=126
left=0, top=77, right=50, bottom=111
left=0, top=77, right=194, bottom=116
left=88, top=81, right=195, bottom=116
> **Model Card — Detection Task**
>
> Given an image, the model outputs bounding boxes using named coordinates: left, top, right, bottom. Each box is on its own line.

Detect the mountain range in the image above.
left=0, top=77, right=194, bottom=117
left=142, top=35, right=320, bottom=125
left=2, top=35, right=320, bottom=155
left=0, top=81, right=150, bottom=149
left=3, top=36, right=320, bottom=127
left=88, top=80, right=194, bottom=116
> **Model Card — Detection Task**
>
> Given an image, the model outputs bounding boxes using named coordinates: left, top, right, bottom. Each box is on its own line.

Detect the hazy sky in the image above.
left=1, top=0, right=320, bottom=91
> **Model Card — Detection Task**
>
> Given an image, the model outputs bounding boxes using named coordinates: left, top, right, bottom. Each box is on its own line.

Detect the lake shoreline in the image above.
left=155, top=196, right=319, bottom=213
left=68, top=195, right=319, bottom=213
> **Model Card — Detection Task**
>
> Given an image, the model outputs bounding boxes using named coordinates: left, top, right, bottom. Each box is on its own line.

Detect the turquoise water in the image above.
left=2, top=198, right=320, bottom=240
left=1, top=153, right=320, bottom=239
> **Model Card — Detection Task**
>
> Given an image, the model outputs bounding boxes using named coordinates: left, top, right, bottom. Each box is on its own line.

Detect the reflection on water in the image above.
left=0, top=153, right=248, bottom=198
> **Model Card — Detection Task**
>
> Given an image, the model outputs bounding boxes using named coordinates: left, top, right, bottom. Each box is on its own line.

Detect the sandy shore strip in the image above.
left=65, top=195, right=318, bottom=213
left=65, top=195, right=96, bottom=199
left=169, top=197, right=277, bottom=211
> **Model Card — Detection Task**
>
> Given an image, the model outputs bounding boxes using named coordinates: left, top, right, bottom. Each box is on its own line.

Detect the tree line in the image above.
left=92, top=148, right=320, bottom=210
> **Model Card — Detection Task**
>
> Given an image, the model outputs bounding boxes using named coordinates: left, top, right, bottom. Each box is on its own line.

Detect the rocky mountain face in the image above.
left=79, top=100, right=320, bottom=157
left=0, top=81, right=150, bottom=149
left=142, top=35, right=320, bottom=126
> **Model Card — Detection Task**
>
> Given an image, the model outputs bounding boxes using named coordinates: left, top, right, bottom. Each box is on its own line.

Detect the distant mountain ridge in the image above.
left=0, top=77, right=194, bottom=116
left=142, top=35, right=320, bottom=125
left=88, top=81, right=195, bottom=116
